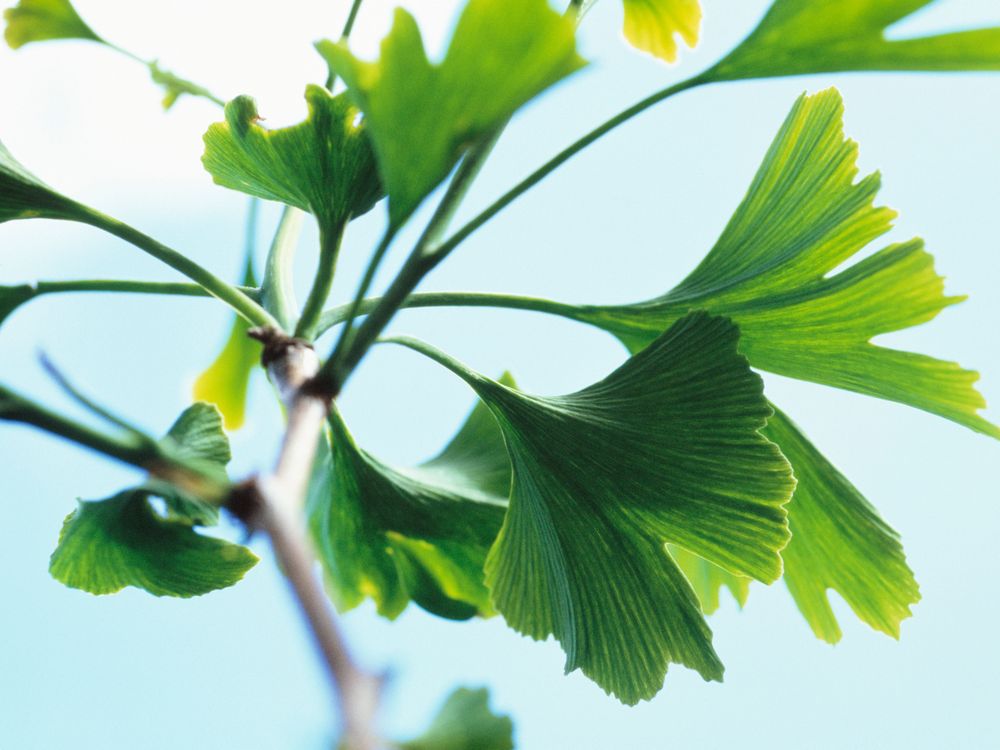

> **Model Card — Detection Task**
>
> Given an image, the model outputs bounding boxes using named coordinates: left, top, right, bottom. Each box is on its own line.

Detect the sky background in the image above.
left=1, top=1, right=999, bottom=748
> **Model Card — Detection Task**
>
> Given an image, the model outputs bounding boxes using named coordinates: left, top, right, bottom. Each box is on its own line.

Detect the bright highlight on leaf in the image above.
left=307, top=396, right=510, bottom=620
left=3, top=0, right=101, bottom=49
left=49, top=403, right=257, bottom=597
left=668, top=545, right=749, bottom=614
left=202, top=86, right=382, bottom=231
left=0, top=140, right=84, bottom=223
left=621, top=0, right=701, bottom=63
left=317, top=0, right=586, bottom=225
left=393, top=312, right=795, bottom=704
left=763, top=407, right=919, bottom=643
left=707, top=0, right=1000, bottom=81
left=572, top=88, right=999, bottom=438
left=399, top=687, right=513, bottom=750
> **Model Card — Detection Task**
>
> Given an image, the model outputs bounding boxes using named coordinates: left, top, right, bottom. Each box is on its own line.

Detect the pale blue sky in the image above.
left=1, top=1, right=999, bottom=748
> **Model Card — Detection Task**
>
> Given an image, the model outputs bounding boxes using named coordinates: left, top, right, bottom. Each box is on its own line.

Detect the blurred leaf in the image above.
left=707, top=0, right=1000, bottom=81
left=0, top=283, right=34, bottom=328
left=308, top=386, right=511, bottom=620
left=49, top=403, right=256, bottom=597
left=0, top=140, right=85, bottom=223
left=202, top=86, right=381, bottom=230
left=394, top=312, right=795, bottom=704
left=668, top=545, right=749, bottom=614
left=317, top=0, right=585, bottom=225
left=763, top=406, right=919, bottom=643
left=399, top=687, right=513, bottom=750
left=193, top=261, right=260, bottom=431
left=4, top=0, right=102, bottom=49
left=570, top=88, right=999, bottom=438
left=149, top=62, right=218, bottom=110
left=621, top=0, right=701, bottom=62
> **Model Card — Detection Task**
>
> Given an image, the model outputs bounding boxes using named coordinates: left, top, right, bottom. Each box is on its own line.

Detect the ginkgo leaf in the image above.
left=193, top=260, right=260, bottom=430
left=0, top=140, right=85, bottom=223
left=202, top=85, right=382, bottom=230
left=763, top=406, right=919, bottom=643
left=706, top=0, right=1000, bottom=81
left=317, top=0, right=585, bottom=225
left=4, top=0, right=102, bottom=49
left=307, top=394, right=510, bottom=621
left=568, top=88, right=999, bottom=438
left=391, top=312, right=795, bottom=704
left=399, top=687, right=513, bottom=750
left=0, top=284, right=34, bottom=328
left=621, top=0, right=701, bottom=63
left=49, top=403, right=256, bottom=597
left=668, top=545, right=749, bottom=614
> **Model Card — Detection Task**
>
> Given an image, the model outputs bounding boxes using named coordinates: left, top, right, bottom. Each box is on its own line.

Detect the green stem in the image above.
left=30, top=279, right=260, bottom=300
left=325, top=0, right=368, bottom=89
left=430, top=75, right=709, bottom=261
left=317, top=290, right=586, bottom=336
left=262, top=207, right=305, bottom=331
left=105, top=42, right=225, bottom=107
left=79, top=208, right=276, bottom=327
left=296, top=221, right=348, bottom=340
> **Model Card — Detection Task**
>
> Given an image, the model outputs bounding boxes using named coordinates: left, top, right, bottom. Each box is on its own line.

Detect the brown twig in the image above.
left=233, top=327, right=384, bottom=750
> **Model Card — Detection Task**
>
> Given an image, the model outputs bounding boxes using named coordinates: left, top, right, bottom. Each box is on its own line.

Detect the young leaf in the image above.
left=149, top=62, right=218, bottom=110
left=0, top=140, right=85, bottom=223
left=706, top=0, right=1000, bottom=81
left=202, top=86, right=382, bottom=230
left=192, top=261, right=261, bottom=430
left=569, top=88, right=999, bottom=438
left=621, top=0, right=701, bottom=63
left=763, top=406, right=919, bottom=643
left=393, top=312, right=795, bottom=704
left=399, top=687, right=513, bottom=750
left=48, top=402, right=255, bottom=597
left=317, top=0, right=586, bottom=225
left=307, top=395, right=510, bottom=621
left=4, top=0, right=102, bottom=49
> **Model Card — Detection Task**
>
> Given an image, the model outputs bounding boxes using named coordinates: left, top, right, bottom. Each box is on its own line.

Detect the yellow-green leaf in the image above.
left=622, top=0, right=701, bottom=62
left=4, top=0, right=101, bottom=49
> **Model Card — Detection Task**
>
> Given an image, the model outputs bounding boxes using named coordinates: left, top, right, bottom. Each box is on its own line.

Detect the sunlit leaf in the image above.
left=621, top=0, right=701, bottom=62
left=706, top=0, right=1000, bottom=81
left=317, top=0, right=585, bottom=225
left=393, top=312, right=795, bottom=704
left=4, top=0, right=102, bottom=49
left=0, top=140, right=85, bottom=223
left=49, top=403, right=256, bottom=597
left=569, top=88, right=999, bottom=438
left=202, top=85, right=382, bottom=230
left=399, top=687, right=513, bottom=750
left=763, top=406, right=919, bottom=643
left=668, top=545, right=749, bottom=614
left=307, top=390, right=511, bottom=620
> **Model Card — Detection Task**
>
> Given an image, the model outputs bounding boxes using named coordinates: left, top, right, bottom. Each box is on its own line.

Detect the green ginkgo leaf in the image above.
left=3, top=0, right=102, bottom=49
left=193, top=260, right=260, bottom=430
left=569, top=88, right=999, bottom=438
left=202, top=85, right=382, bottom=230
left=706, top=0, right=1000, bottom=81
left=392, top=312, right=795, bottom=704
left=307, top=387, right=511, bottom=621
left=0, top=140, right=85, bottom=223
left=763, top=406, right=919, bottom=643
left=399, top=687, right=513, bottom=750
left=621, top=0, right=701, bottom=63
left=317, top=0, right=585, bottom=225
left=49, top=403, right=257, bottom=597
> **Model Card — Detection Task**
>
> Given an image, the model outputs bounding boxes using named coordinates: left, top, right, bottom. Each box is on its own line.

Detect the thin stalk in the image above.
left=31, top=279, right=260, bottom=300
left=79, top=208, right=276, bottom=327
left=296, top=221, right=348, bottom=340
left=430, top=75, right=709, bottom=261
left=325, top=0, right=368, bottom=90
left=104, top=42, right=225, bottom=107
left=261, top=207, right=305, bottom=331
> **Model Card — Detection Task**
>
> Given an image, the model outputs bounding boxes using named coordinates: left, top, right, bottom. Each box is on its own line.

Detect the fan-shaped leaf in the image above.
left=0, top=140, right=85, bottom=223
left=317, top=0, right=585, bottom=225
left=621, top=0, right=701, bottom=62
left=399, top=687, right=513, bottom=750
left=4, top=0, right=101, bottom=49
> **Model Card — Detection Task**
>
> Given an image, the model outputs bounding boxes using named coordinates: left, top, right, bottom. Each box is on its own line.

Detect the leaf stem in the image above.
left=79, top=209, right=277, bottom=327
left=261, top=207, right=305, bottom=331
left=295, top=221, right=347, bottom=340
left=29, top=279, right=260, bottom=299
left=325, top=0, right=368, bottom=89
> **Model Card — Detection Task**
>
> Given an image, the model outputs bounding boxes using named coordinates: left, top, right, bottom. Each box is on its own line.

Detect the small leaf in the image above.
left=706, top=0, right=1000, bottom=81
left=621, top=0, right=701, bottom=63
left=149, top=62, right=217, bottom=110
left=763, top=406, right=919, bottom=643
left=49, top=489, right=257, bottom=597
left=317, top=0, right=585, bottom=225
left=0, top=140, right=84, bottom=223
left=571, top=88, right=999, bottom=438
left=193, top=262, right=261, bottom=431
left=399, top=687, right=513, bottom=750
left=307, top=395, right=510, bottom=621
left=202, top=86, right=382, bottom=231
left=0, top=283, right=35, bottom=328
left=394, top=312, right=795, bottom=704
left=161, top=401, right=232, bottom=469
left=4, top=0, right=102, bottom=49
